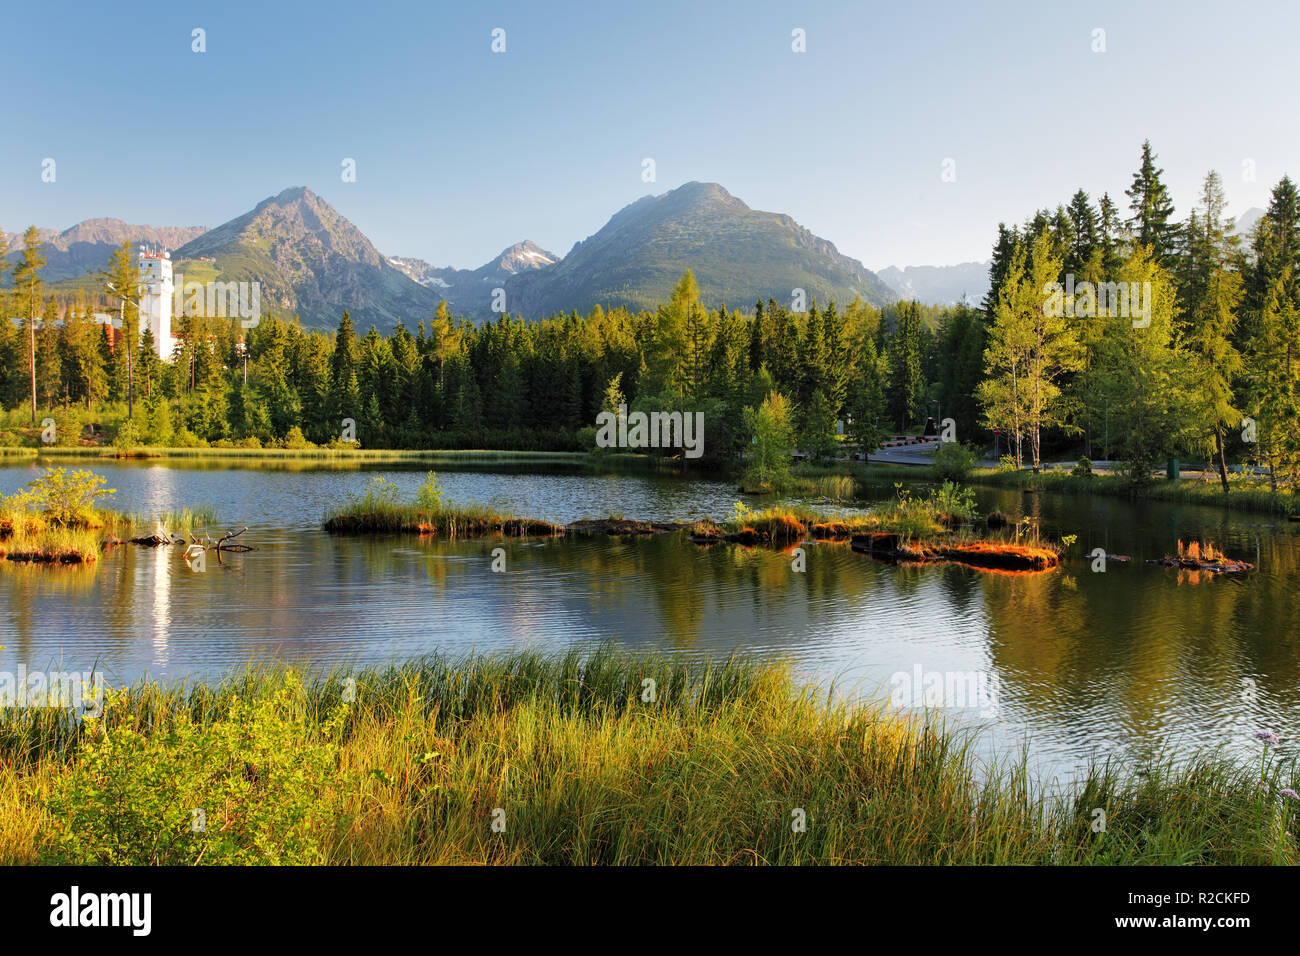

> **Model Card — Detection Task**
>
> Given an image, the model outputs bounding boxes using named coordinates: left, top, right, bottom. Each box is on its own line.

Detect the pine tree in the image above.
left=1125, top=140, right=1180, bottom=265
left=886, top=302, right=924, bottom=432
left=11, top=227, right=47, bottom=421
left=1242, top=176, right=1300, bottom=489
left=1065, top=189, right=1098, bottom=276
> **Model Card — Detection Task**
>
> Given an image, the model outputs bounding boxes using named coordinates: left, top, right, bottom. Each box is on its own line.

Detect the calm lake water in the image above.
left=2, top=459, right=1298, bottom=783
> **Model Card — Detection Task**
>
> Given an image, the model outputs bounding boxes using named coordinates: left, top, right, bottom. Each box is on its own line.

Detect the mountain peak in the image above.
left=271, top=186, right=315, bottom=204
left=494, top=240, right=558, bottom=274
left=509, top=182, right=895, bottom=316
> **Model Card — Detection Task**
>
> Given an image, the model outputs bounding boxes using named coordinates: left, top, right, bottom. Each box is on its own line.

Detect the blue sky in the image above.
left=2, top=0, right=1296, bottom=271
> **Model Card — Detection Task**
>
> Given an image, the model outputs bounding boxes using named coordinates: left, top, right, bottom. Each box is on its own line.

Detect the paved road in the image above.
left=861, top=442, right=1229, bottom=478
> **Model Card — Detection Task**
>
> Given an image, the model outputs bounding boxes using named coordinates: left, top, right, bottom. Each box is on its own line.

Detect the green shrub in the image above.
left=413, top=471, right=445, bottom=513
left=1072, top=456, right=1094, bottom=478
left=4, top=468, right=115, bottom=527
left=929, top=480, right=978, bottom=522
left=112, top=417, right=142, bottom=450
left=931, top=441, right=977, bottom=482
left=43, top=675, right=347, bottom=865
left=281, top=426, right=313, bottom=450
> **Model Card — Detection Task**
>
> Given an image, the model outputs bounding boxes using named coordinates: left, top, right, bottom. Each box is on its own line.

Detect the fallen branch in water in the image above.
left=187, top=527, right=256, bottom=563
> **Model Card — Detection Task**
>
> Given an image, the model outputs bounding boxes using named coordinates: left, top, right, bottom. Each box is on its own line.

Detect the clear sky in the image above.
left=3, top=0, right=1297, bottom=271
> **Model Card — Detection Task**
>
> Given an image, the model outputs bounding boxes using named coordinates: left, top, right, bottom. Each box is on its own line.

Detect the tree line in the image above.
left=1, top=139, right=1296, bottom=491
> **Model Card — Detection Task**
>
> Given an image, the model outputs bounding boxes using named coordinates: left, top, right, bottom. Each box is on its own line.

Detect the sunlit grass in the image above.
left=1, top=648, right=1294, bottom=865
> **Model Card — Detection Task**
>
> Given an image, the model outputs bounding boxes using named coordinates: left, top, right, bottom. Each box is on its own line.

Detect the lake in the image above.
left=2, top=458, right=1297, bottom=784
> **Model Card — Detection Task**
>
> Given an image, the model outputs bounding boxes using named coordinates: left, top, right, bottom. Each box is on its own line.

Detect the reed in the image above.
left=1, top=648, right=1294, bottom=865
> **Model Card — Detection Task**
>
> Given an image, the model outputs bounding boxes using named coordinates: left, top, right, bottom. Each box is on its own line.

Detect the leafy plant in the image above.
left=4, top=468, right=115, bottom=527
left=112, top=417, right=142, bottom=450
left=929, top=480, right=978, bottom=522
left=930, top=441, right=977, bottom=482
left=43, top=675, right=347, bottom=865
left=413, top=471, right=445, bottom=514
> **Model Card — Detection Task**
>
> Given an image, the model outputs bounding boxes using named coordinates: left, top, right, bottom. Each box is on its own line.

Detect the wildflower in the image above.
left=1281, top=789, right=1299, bottom=802
left=1256, top=731, right=1280, bottom=745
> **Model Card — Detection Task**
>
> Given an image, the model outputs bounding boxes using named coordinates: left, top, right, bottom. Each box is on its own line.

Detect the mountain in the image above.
left=173, top=186, right=444, bottom=330
left=387, top=240, right=558, bottom=315
left=504, top=182, right=896, bottom=317
left=876, top=262, right=990, bottom=306
left=3, top=219, right=208, bottom=283
left=1234, top=207, right=1265, bottom=240
left=17, top=183, right=897, bottom=327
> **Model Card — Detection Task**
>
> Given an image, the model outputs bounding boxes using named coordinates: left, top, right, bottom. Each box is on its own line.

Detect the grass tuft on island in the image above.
left=1, top=468, right=218, bottom=565
left=326, top=475, right=1063, bottom=571
left=1, top=647, right=1295, bottom=865
left=322, top=474, right=563, bottom=537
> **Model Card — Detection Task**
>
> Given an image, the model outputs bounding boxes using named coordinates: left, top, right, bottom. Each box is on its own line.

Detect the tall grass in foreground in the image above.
left=1, top=647, right=1295, bottom=865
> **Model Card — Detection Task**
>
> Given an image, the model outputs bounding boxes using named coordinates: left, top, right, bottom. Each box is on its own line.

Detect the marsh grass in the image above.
left=322, top=474, right=562, bottom=538
left=0, top=445, right=590, bottom=465
left=1, top=647, right=1295, bottom=865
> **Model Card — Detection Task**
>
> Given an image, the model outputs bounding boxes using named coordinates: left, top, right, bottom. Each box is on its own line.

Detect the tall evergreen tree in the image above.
left=1125, top=140, right=1180, bottom=264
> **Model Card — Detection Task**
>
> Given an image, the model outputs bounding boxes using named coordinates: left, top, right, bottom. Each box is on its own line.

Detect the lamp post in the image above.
left=107, top=283, right=141, bottom=420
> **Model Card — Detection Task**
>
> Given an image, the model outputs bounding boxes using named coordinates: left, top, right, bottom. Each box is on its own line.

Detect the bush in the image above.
left=112, top=417, right=142, bottom=450
left=930, top=441, right=977, bottom=482
left=281, top=426, right=314, bottom=450
left=43, top=675, right=347, bottom=865
left=49, top=410, right=83, bottom=448
left=413, top=471, right=445, bottom=513
left=4, top=468, right=115, bottom=527
left=1072, top=456, right=1094, bottom=478
left=171, top=428, right=205, bottom=448
left=929, top=480, right=978, bottom=522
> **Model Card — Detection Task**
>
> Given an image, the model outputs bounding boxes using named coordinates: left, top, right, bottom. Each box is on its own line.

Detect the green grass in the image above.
left=322, top=474, right=562, bottom=537
left=0, top=444, right=589, bottom=465
left=1, top=647, right=1295, bottom=864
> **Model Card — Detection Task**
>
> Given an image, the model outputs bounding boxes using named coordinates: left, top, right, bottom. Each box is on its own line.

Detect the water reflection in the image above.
left=1, top=462, right=1297, bottom=783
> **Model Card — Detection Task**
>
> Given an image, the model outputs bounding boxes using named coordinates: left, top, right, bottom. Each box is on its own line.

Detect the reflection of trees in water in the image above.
left=979, top=547, right=1300, bottom=737
left=1, top=561, right=99, bottom=657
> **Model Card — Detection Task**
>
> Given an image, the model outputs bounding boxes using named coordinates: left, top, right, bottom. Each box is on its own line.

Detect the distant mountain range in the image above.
left=387, top=240, right=560, bottom=311
left=14, top=189, right=1259, bottom=330
left=874, top=208, right=1269, bottom=307
left=2, top=219, right=208, bottom=283
left=876, top=262, right=990, bottom=306
left=5, top=183, right=897, bottom=329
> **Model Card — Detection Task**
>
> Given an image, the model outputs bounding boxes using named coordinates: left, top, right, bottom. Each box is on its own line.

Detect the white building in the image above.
left=137, top=246, right=175, bottom=361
